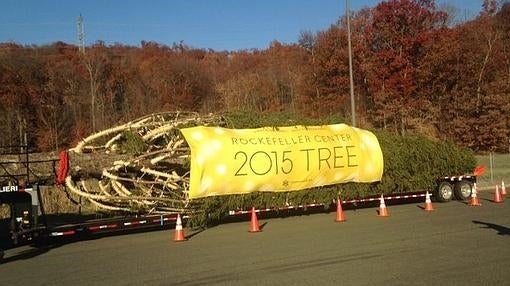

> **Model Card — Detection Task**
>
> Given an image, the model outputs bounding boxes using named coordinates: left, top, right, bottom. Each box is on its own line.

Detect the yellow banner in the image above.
left=181, top=124, right=383, bottom=199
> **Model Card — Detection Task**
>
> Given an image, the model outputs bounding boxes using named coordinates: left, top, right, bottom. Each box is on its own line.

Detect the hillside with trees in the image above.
left=1, top=0, right=509, bottom=153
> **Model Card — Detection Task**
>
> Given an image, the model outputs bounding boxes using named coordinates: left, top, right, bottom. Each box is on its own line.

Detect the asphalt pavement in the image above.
left=1, top=190, right=509, bottom=286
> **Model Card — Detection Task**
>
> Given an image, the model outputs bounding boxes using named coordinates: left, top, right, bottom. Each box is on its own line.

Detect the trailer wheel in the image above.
left=436, top=182, right=454, bottom=202
left=454, top=181, right=472, bottom=201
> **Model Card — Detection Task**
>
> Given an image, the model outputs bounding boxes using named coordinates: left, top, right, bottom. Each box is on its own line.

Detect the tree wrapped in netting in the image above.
left=64, top=111, right=476, bottom=226
left=65, top=111, right=225, bottom=216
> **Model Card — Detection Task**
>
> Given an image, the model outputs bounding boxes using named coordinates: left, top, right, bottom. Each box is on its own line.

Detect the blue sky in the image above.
left=0, top=0, right=482, bottom=51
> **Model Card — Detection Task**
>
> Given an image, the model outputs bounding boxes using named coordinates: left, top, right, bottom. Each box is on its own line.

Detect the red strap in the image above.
left=473, top=165, right=486, bottom=177
left=56, top=150, right=70, bottom=185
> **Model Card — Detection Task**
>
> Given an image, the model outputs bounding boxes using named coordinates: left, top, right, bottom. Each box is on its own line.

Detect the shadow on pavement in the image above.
left=1, top=224, right=175, bottom=264
left=1, top=245, right=52, bottom=264
left=184, top=227, right=207, bottom=240
left=472, top=220, right=509, bottom=235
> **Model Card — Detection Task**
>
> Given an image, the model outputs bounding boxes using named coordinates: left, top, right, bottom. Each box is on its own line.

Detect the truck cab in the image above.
left=1, top=184, right=44, bottom=248
left=1, top=146, right=49, bottom=258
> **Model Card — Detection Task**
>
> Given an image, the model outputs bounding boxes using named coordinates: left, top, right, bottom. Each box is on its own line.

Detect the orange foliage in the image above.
left=0, top=1, right=509, bottom=152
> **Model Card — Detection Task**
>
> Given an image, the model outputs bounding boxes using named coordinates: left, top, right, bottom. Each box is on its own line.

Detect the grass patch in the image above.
left=476, top=153, right=510, bottom=187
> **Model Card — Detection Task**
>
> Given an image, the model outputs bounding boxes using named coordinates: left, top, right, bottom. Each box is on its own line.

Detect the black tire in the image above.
left=454, top=181, right=473, bottom=201
left=436, top=182, right=454, bottom=202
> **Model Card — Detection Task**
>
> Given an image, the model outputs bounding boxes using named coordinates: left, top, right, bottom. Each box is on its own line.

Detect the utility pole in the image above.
left=77, top=14, right=85, bottom=54
left=346, top=0, right=356, bottom=127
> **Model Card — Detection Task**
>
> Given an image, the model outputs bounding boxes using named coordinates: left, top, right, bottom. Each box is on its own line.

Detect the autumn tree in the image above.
left=80, top=41, right=111, bottom=133
left=363, top=0, right=448, bottom=134
left=297, top=30, right=322, bottom=117
left=36, top=42, right=82, bottom=151
left=216, top=49, right=278, bottom=113
left=0, top=44, right=45, bottom=149
left=441, top=1, right=510, bottom=151
left=138, top=44, right=212, bottom=112
left=308, top=25, right=350, bottom=117
left=2, top=0, right=510, bottom=153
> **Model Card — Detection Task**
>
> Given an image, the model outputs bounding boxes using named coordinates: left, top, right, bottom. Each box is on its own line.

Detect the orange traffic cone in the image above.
left=335, top=198, right=346, bottom=222
left=423, top=191, right=434, bottom=211
left=174, top=214, right=186, bottom=242
left=493, top=185, right=503, bottom=203
left=249, top=207, right=261, bottom=233
left=468, top=183, right=481, bottom=206
left=501, top=180, right=506, bottom=196
left=377, top=194, right=390, bottom=217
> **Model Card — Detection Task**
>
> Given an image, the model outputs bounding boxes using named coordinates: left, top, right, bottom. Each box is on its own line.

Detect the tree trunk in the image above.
left=0, top=151, right=181, bottom=186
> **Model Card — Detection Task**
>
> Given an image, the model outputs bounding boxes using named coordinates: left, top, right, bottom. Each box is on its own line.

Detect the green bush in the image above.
left=187, top=111, right=476, bottom=226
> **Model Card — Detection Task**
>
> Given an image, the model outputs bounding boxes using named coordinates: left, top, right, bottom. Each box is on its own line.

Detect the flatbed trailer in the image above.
left=435, top=174, right=477, bottom=202
left=0, top=184, right=180, bottom=237
left=0, top=144, right=481, bottom=260
left=47, top=212, right=181, bottom=239
left=0, top=184, right=181, bottom=259
left=1, top=175, right=479, bottom=261
left=0, top=145, right=185, bottom=259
